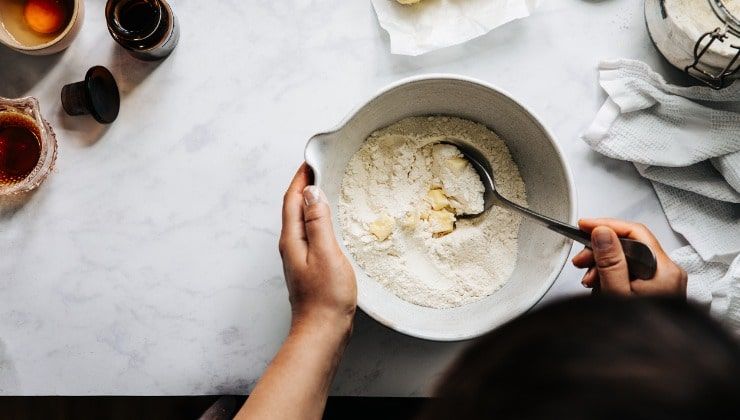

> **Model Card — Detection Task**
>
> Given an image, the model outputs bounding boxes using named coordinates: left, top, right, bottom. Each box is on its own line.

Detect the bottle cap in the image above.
left=61, top=66, right=120, bottom=124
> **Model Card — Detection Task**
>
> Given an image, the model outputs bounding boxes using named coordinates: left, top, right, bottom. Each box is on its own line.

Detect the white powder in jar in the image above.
left=666, top=0, right=740, bottom=59
left=338, top=116, right=527, bottom=309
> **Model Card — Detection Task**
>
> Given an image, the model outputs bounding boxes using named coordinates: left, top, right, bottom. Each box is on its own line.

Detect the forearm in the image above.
left=235, top=312, right=352, bottom=420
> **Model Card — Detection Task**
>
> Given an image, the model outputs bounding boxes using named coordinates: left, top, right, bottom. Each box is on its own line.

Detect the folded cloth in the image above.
left=651, top=183, right=739, bottom=262
left=675, top=246, right=740, bottom=334
left=582, top=59, right=740, bottom=333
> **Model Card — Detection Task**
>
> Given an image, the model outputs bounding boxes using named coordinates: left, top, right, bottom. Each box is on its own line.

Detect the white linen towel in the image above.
left=582, top=59, right=740, bottom=333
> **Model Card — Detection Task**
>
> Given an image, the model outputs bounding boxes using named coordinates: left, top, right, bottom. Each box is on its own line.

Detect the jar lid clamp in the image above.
left=685, top=27, right=740, bottom=89
left=659, top=0, right=740, bottom=89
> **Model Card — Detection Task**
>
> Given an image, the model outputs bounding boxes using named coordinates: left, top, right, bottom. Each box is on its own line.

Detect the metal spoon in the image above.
left=441, top=139, right=658, bottom=280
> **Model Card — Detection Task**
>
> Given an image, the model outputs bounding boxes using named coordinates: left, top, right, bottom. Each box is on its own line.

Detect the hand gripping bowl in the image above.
left=305, top=75, right=576, bottom=341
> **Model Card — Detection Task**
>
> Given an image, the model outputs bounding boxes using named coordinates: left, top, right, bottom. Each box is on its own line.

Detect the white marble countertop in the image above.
left=0, top=0, right=688, bottom=396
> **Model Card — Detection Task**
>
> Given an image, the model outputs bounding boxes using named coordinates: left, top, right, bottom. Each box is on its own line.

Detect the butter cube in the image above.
left=428, top=209, right=456, bottom=235
left=368, top=214, right=395, bottom=241
left=446, top=157, right=469, bottom=174
left=426, top=189, right=450, bottom=211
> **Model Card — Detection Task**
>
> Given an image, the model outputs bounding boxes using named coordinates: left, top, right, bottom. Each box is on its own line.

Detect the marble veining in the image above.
left=0, top=0, right=687, bottom=395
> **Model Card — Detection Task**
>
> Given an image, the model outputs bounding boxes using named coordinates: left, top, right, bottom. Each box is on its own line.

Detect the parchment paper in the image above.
left=371, top=0, right=540, bottom=56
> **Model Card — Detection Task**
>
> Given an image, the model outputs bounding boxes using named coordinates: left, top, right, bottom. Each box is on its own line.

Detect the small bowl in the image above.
left=0, top=0, right=84, bottom=55
left=305, top=75, right=576, bottom=341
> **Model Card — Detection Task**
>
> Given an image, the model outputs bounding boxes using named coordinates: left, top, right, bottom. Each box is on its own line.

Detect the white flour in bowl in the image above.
left=338, top=116, right=527, bottom=308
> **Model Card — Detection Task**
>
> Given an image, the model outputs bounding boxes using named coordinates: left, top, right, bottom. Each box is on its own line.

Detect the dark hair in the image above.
left=420, top=296, right=740, bottom=420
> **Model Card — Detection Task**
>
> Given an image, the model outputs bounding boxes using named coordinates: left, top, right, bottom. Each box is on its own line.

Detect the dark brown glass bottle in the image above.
left=105, top=0, right=179, bottom=61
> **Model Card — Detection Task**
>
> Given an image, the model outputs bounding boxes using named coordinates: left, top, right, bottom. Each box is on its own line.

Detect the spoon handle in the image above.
left=498, top=198, right=658, bottom=280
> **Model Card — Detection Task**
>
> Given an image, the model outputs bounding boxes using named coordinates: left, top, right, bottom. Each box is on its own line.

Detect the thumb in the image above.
left=302, top=186, right=340, bottom=255
left=591, top=226, right=631, bottom=295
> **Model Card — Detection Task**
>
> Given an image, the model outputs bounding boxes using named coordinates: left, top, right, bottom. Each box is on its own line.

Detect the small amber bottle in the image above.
left=105, top=0, right=179, bottom=61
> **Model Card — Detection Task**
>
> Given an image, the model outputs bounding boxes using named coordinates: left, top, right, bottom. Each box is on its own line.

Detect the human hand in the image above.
left=279, top=163, right=357, bottom=333
left=571, top=218, right=687, bottom=297
left=236, top=164, right=357, bottom=420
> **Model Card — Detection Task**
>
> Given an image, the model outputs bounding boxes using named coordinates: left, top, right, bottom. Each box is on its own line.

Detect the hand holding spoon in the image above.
left=442, top=139, right=658, bottom=280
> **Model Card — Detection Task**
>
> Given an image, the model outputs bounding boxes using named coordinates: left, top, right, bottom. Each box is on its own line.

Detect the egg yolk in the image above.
left=23, top=0, right=67, bottom=34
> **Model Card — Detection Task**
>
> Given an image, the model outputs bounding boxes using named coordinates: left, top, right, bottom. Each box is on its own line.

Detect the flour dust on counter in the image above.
left=338, top=116, right=527, bottom=309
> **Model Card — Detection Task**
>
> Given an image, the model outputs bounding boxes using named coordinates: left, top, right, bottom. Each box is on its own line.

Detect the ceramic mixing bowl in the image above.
left=305, top=75, right=576, bottom=341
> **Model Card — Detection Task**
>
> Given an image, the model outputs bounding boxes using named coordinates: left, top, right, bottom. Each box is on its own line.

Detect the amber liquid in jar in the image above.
left=105, top=0, right=179, bottom=61
left=0, top=112, right=42, bottom=186
left=117, top=0, right=159, bottom=34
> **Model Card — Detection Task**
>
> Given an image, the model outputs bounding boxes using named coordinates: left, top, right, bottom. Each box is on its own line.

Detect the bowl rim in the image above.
left=305, top=73, right=578, bottom=341
left=0, top=0, right=83, bottom=51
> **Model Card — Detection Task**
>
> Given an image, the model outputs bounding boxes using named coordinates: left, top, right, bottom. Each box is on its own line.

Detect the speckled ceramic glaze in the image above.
left=305, top=75, right=577, bottom=341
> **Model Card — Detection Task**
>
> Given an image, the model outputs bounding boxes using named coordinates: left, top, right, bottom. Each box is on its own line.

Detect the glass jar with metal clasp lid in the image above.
left=646, top=0, right=740, bottom=89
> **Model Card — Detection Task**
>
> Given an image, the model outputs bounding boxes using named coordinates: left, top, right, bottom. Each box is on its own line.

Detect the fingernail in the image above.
left=303, top=185, right=322, bottom=206
left=593, top=227, right=614, bottom=251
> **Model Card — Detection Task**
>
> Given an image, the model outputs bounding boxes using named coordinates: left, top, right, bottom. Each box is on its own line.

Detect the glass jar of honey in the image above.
left=0, top=97, right=57, bottom=195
